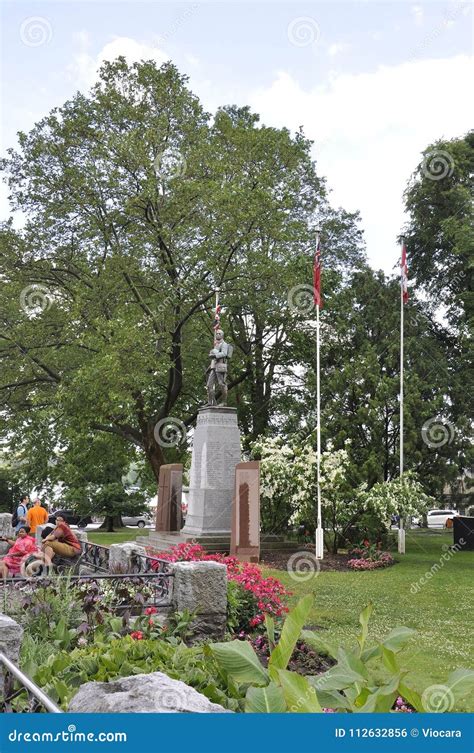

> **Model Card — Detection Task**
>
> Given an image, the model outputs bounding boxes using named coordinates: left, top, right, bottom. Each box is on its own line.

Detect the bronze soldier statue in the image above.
left=206, top=329, right=233, bottom=406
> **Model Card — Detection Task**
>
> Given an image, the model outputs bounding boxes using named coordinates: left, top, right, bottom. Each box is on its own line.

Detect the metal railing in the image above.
left=0, top=651, right=62, bottom=713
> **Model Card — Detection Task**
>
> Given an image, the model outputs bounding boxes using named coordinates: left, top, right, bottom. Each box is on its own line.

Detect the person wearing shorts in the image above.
left=42, top=515, right=82, bottom=561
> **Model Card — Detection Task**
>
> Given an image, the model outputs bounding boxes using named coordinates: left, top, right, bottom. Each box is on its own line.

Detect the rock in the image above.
left=172, top=561, right=227, bottom=641
left=109, top=542, right=147, bottom=573
left=0, top=615, right=23, bottom=699
left=68, top=671, right=232, bottom=713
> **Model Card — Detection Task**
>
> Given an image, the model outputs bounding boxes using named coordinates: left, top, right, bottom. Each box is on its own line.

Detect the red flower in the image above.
left=130, top=631, right=144, bottom=640
left=144, top=606, right=157, bottom=615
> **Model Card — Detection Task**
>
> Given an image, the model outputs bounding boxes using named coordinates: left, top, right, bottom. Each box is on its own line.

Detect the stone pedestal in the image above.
left=140, top=408, right=240, bottom=553
left=182, top=407, right=241, bottom=536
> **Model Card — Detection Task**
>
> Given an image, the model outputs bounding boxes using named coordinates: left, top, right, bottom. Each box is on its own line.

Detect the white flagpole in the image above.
left=315, top=230, right=324, bottom=559
left=398, top=240, right=406, bottom=554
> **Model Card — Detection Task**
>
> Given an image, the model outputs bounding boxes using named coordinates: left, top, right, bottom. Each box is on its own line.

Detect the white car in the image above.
left=121, top=515, right=153, bottom=528
left=427, top=509, right=459, bottom=529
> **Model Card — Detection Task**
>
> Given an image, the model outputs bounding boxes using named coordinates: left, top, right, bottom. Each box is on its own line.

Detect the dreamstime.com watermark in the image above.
left=8, top=725, right=127, bottom=744
left=410, top=539, right=465, bottom=594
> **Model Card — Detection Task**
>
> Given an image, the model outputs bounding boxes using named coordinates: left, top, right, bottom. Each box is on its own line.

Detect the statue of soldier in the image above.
left=206, top=329, right=233, bottom=406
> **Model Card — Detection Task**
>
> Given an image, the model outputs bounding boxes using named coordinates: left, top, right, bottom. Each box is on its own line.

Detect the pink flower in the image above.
left=144, top=606, right=157, bottom=615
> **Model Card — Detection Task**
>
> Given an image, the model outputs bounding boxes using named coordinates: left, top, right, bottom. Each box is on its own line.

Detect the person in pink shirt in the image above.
left=0, top=525, right=38, bottom=577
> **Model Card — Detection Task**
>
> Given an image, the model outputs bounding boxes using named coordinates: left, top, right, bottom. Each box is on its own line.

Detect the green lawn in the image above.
left=263, top=530, right=474, bottom=710
left=87, top=527, right=473, bottom=710
left=88, top=529, right=146, bottom=546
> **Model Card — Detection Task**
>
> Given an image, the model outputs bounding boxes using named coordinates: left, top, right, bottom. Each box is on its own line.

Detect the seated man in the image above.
left=0, top=525, right=38, bottom=578
left=42, top=514, right=82, bottom=563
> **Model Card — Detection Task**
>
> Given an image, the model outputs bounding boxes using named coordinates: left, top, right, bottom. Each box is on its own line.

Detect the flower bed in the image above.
left=347, top=540, right=395, bottom=571
left=147, top=542, right=291, bottom=629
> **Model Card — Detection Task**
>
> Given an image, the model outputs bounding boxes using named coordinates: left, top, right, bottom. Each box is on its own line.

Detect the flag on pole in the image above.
left=313, top=235, right=323, bottom=308
left=213, top=304, right=221, bottom=331
left=401, top=241, right=409, bottom=304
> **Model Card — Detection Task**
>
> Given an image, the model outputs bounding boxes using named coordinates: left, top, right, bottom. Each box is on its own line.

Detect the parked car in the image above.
left=427, top=509, right=459, bottom=529
left=48, top=509, right=93, bottom=528
left=122, top=515, right=153, bottom=528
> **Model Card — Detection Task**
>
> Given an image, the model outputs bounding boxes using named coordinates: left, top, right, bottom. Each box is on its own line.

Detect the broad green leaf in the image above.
left=423, top=669, right=474, bottom=711
left=398, top=682, right=424, bottom=713
left=380, top=646, right=398, bottom=674
left=357, top=602, right=373, bottom=655
left=245, top=683, right=286, bottom=713
left=314, top=688, right=351, bottom=711
left=356, top=686, right=397, bottom=713
left=301, top=631, right=339, bottom=660
left=210, top=640, right=269, bottom=685
left=337, top=648, right=369, bottom=680
left=268, top=595, right=313, bottom=680
left=313, top=664, right=366, bottom=691
left=445, top=669, right=474, bottom=701
left=265, top=614, right=276, bottom=653
left=382, top=626, right=416, bottom=653
left=278, top=669, right=323, bottom=713
left=360, top=645, right=381, bottom=663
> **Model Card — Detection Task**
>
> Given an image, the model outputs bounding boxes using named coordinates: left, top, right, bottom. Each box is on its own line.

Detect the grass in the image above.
left=263, top=529, right=474, bottom=711
left=88, top=529, right=146, bottom=546
left=87, top=526, right=473, bottom=710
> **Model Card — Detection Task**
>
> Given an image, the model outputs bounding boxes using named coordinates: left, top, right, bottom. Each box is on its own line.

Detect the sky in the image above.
left=1, top=0, right=472, bottom=273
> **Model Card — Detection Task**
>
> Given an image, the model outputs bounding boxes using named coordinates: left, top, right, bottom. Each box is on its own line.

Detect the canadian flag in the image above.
left=313, top=235, right=323, bottom=309
left=401, top=241, right=409, bottom=304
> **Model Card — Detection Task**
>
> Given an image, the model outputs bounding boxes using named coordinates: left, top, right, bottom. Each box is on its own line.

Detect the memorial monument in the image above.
left=140, top=305, right=242, bottom=553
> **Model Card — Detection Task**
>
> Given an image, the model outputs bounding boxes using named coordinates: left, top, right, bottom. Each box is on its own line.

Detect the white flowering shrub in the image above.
left=360, top=472, right=434, bottom=526
left=252, top=436, right=435, bottom=552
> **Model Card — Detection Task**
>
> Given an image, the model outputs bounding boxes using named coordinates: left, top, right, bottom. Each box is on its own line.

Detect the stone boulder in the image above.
left=0, top=615, right=23, bottom=699
left=68, top=671, right=232, bottom=713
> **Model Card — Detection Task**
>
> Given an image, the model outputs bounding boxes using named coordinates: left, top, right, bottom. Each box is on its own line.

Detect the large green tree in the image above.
left=1, top=58, right=363, bottom=488
left=403, top=131, right=474, bottom=327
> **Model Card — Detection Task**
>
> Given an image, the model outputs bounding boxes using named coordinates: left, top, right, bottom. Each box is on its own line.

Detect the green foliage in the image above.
left=403, top=131, right=474, bottom=326
left=29, top=636, right=243, bottom=711
left=303, top=604, right=474, bottom=713
left=210, top=595, right=321, bottom=713
left=252, top=434, right=433, bottom=551
left=226, top=580, right=259, bottom=634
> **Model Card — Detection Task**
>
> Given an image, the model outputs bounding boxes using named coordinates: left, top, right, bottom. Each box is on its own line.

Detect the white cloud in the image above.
left=327, top=42, right=349, bottom=57
left=67, top=36, right=169, bottom=91
left=411, top=5, right=424, bottom=25
left=247, top=55, right=473, bottom=272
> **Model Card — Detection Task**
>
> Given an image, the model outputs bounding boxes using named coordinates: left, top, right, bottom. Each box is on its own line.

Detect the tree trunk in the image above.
left=99, top=515, right=124, bottom=532
left=143, top=431, right=166, bottom=485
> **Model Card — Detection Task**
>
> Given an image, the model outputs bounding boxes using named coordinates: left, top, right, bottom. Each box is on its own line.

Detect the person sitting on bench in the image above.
left=42, top=514, right=81, bottom=563
left=0, top=525, right=38, bottom=578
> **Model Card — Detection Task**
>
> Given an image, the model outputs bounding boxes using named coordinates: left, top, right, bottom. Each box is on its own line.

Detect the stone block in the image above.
left=172, top=561, right=227, bottom=640
left=109, top=542, right=146, bottom=573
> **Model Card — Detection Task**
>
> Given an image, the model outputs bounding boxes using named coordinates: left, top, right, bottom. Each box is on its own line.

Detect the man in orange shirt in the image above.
left=26, top=498, right=48, bottom=534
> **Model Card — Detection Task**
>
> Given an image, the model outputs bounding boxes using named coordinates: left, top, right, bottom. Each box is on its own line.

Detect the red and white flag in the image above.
left=313, top=235, right=323, bottom=308
left=401, top=241, right=409, bottom=304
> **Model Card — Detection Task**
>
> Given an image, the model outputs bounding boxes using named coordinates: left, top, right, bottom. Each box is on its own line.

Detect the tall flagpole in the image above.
left=315, top=229, right=324, bottom=560
left=398, top=239, right=406, bottom=554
